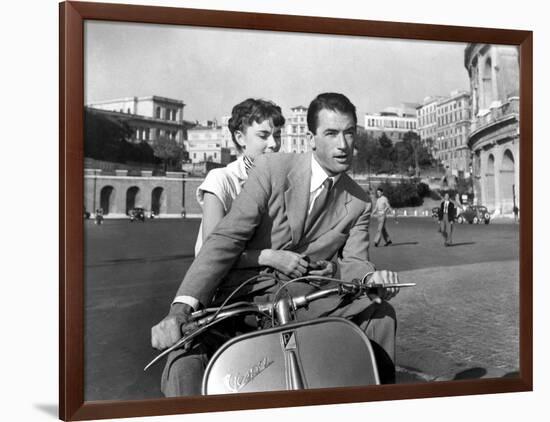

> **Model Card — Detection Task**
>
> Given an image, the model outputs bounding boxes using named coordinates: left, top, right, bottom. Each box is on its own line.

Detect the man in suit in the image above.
left=438, top=192, right=456, bottom=246
left=373, top=187, right=393, bottom=247
left=151, top=93, right=401, bottom=396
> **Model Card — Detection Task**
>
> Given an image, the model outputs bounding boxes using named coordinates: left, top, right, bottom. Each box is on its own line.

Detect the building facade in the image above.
left=84, top=169, right=186, bottom=217
left=87, top=96, right=192, bottom=145
left=364, top=103, right=419, bottom=143
left=220, top=115, right=238, bottom=157
left=465, top=44, right=520, bottom=214
left=282, top=106, right=309, bottom=153
left=435, top=91, right=472, bottom=178
left=416, top=96, right=444, bottom=151
left=186, top=123, right=232, bottom=165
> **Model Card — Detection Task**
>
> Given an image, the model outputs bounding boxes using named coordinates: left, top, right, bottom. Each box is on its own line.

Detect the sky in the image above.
left=84, top=20, right=471, bottom=122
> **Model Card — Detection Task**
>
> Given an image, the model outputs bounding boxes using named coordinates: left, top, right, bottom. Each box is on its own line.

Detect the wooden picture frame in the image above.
left=60, top=1, right=532, bottom=420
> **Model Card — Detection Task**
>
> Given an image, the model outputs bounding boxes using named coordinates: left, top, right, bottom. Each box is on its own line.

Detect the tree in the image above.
left=352, top=131, right=439, bottom=177
left=454, top=176, right=474, bottom=196
left=392, top=140, right=413, bottom=173
left=403, top=131, right=422, bottom=177
left=378, top=133, right=393, bottom=149
left=376, top=133, right=394, bottom=173
left=353, top=131, right=377, bottom=174
left=84, top=108, right=133, bottom=161
left=84, top=108, right=159, bottom=165
left=377, top=179, right=424, bottom=208
left=153, top=138, right=185, bottom=171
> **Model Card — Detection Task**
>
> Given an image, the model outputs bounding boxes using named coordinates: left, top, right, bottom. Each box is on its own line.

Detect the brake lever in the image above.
left=363, top=282, right=416, bottom=294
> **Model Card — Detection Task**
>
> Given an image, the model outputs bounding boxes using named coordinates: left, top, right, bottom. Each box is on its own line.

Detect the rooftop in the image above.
left=87, top=95, right=185, bottom=107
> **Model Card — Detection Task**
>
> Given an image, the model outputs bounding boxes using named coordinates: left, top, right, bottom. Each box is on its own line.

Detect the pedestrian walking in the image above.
left=373, top=187, right=393, bottom=247
left=438, top=193, right=456, bottom=246
left=513, top=204, right=519, bottom=222
left=95, top=208, right=104, bottom=225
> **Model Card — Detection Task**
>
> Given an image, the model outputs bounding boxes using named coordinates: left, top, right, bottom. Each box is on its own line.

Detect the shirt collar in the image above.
left=310, top=154, right=340, bottom=193
left=232, top=155, right=248, bottom=181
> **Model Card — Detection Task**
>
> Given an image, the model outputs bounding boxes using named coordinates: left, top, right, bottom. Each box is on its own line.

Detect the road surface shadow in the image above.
left=452, top=368, right=519, bottom=380
left=386, top=242, right=419, bottom=247
left=503, top=371, right=520, bottom=378
left=448, top=242, right=476, bottom=247
left=88, top=253, right=195, bottom=267
left=34, top=404, right=57, bottom=418
left=453, top=367, right=487, bottom=379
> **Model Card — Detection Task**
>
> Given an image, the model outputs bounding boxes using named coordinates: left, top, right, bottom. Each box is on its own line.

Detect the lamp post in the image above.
left=367, top=158, right=371, bottom=191
left=92, top=169, right=98, bottom=214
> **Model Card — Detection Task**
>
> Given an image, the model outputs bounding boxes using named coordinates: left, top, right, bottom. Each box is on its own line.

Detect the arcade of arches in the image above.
left=472, top=140, right=519, bottom=214
left=84, top=170, right=203, bottom=217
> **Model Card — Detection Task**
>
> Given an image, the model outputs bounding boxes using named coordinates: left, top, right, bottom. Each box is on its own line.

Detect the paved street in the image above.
left=83, top=217, right=519, bottom=401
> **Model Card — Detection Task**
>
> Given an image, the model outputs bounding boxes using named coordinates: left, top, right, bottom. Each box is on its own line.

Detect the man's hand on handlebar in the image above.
left=365, top=270, right=400, bottom=303
left=151, top=302, right=194, bottom=350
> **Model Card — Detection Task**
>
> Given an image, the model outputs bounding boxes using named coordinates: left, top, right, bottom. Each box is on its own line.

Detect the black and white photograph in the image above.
left=10, top=0, right=550, bottom=421
left=82, top=17, right=522, bottom=402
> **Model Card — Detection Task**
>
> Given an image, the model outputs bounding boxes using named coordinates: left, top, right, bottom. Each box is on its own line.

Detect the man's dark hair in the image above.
left=306, top=93, right=357, bottom=134
left=227, top=98, right=285, bottom=152
left=377, top=188, right=383, bottom=193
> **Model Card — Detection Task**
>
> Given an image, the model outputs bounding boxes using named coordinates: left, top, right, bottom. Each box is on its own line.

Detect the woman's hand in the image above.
left=259, top=250, right=309, bottom=279
left=307, top=260, right=336, bottom=277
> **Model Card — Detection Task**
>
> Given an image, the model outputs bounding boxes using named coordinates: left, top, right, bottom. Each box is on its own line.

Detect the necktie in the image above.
left=305, top=178, right=333, bottom=233
left=444, top=202, right=448, bottom=214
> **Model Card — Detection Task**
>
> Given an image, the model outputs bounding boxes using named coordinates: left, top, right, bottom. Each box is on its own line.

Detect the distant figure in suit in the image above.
left=438, top=192, right=456, bottom=246
left=373, top=187, right=393, bottom=247
left=94, top=208, right=103, bottom=225
left=151, top=93, right=401, bottom=396
left=513, top=204, right=519, bottom=222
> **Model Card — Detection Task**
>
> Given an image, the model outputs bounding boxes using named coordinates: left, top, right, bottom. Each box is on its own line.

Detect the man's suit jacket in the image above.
left=438, top=200, right=456, bottom=221
left=176, top=152, right=376, bottom=307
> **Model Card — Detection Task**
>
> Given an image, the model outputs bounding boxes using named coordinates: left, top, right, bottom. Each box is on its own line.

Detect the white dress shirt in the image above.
left=308, top=154, right=339, bottom=213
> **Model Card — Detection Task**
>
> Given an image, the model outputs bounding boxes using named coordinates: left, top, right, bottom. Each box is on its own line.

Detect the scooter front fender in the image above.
left=202, top=317, right=379, bottom=395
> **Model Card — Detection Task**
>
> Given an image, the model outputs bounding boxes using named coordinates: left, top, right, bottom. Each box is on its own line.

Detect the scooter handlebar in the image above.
left=292, top=282, right=416, bottom=310
left=145, top=278, right=415, bottom=371
left=182, top=281, right=416, bottom=331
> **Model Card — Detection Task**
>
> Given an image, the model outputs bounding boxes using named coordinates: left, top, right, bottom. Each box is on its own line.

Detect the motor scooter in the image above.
left=146, top=275, right=414, bottom=394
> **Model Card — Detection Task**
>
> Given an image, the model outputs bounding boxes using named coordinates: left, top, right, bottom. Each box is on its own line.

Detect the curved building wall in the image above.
left=465, top=44, right=520, bottom=214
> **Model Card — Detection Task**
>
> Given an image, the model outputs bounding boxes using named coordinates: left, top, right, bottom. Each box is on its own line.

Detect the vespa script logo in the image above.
left=224, top=357, right=274, bottom=393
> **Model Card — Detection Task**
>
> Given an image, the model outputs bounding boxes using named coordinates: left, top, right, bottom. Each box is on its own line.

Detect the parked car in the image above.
left=456, top=205, right=491, bottom=224
left=474, top=205, right=491, bottom=224
left=129, top=207, right=146, bottom=222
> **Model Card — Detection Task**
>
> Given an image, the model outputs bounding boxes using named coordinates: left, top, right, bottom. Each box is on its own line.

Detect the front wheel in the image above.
left=457, top=215, right=465, bottom=224
left=473, top=216, right=479, bottom=224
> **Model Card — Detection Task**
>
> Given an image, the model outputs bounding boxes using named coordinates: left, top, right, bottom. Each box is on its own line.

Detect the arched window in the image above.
left=126, top=186, right=140, bottom=214
left=482, top=57, right=493, bottom=109
left=485, top=154, right=496, bottom=210
left=500, top=150, right=516, bottom=212
left=99, top=186, right=115, bottom=215
left=151, top=187, right=164, bottom=215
